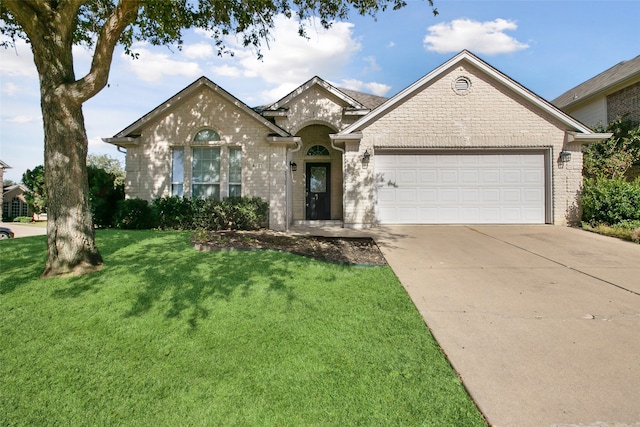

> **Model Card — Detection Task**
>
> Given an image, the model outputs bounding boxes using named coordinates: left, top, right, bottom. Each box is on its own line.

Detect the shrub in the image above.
left=150, top=196, right=269, bottom=231
left=88, top=166, right=125, bottom=228
left=581, top=177, right=640, bottom=225
left=114, top=198, right=157, bottom=229
left=12, top=216, right=32, bottom=223
left=223, top=197, right=268, bottom=230
left=152, top=196, right=194, bottom=230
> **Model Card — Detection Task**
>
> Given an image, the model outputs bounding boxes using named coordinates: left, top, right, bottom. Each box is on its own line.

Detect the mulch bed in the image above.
left=191, top=229, right=387, bottom=266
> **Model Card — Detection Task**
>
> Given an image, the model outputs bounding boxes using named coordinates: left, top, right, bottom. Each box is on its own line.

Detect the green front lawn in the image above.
left=0, top=230, right=484, bottom=426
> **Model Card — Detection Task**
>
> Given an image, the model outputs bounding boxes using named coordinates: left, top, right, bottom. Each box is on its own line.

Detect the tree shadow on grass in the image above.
left=0, top=236, right=47, bottom=295
left=52, top=230, right=301, bottom=328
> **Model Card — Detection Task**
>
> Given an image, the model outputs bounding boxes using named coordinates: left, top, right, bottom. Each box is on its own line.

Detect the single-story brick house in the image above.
left=105, top=50, right=609, bottom=230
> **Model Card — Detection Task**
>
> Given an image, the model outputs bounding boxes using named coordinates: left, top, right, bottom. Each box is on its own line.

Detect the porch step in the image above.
left=292, top=220, right=344, bottom=227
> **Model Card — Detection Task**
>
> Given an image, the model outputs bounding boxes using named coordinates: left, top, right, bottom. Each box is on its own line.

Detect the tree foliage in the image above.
left=22, top=165, right=47, bottom=215
left=22, top=163, right=125, bottom=227
left=0, top=0, right=436, bottom=276
left=88, top=154, right=125, bottom=187
left=583, top=118, right=640, bottom=179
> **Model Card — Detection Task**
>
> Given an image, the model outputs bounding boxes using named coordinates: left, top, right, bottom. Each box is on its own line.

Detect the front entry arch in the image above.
left=290, top=124, right=343, bottom=223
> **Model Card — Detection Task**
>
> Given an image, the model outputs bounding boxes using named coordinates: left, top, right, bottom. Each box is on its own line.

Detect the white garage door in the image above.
left=375, top=151, right=547, bottom=224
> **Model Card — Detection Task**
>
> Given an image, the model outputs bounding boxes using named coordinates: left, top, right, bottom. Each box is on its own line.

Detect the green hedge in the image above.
left=114, top=196, right=268, bottom=231
left=581, top=177, right=640, bottom=225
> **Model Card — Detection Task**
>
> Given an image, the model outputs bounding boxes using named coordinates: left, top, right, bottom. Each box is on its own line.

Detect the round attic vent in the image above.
left=452, top=76, right=472, bottom=95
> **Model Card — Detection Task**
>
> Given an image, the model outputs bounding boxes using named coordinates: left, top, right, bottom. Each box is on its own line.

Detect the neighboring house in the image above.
left=105, top=50, right=609, bottom=230
left=552, top=55, right=640, bottom=128
left=2, top=184, right=32, bottom=221
left=0, top=160, right=10, bottom=222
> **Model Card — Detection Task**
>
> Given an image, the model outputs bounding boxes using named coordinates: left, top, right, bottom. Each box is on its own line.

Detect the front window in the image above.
left=192, top=146, right=220, bottom=199
left=306, top=145, right=330, bottom=156
left=194, top=128, right=221, bottom=142
left=228, top=147, right=242, bottom=197
left=171, top=147, right=184, bottom=197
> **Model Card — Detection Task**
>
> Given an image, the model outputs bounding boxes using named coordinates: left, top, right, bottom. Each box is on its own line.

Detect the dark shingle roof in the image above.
left=552, top=55, right=640, bottom=109
left=337, top=88, right=388, bottom=110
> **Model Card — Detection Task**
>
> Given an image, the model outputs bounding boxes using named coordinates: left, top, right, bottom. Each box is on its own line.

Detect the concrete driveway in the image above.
left=0, top=222, right=47, bottom=238
left=374, top=225, right=640, bottom=427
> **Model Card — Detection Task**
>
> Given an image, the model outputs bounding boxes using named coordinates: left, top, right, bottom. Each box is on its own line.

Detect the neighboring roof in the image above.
left=552, top=55, right=640, bottom=109
left=339, top=50, right=596, bottom=136
left=107, top=76, right=290, bottom=140
left=3, top=184, right=27, bottom=197
left=0, top=160, right=11, bottom=170
left=337, top=88, right=388, bottom=110
left=262, top=76, right=371, bottom=112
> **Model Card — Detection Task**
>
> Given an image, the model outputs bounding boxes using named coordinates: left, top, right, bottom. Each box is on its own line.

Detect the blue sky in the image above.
left=1, top=0, right=639, bottom=183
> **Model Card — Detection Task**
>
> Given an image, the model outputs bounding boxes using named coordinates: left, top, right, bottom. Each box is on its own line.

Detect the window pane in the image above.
left=192, top=147, right=220, bottom=184
left=310, top=167, right=327, bottom=192
left=229, top=184, right=241, bottom=197
left=192, top=146, right=221, bottom=199
left=171, top=184, right=183, bottom=197
left=172, top=147, right=184, bottom=182
left=229, top=147, right=242, bottom=196
left=194, top=129, right=221, bottom=142
left=192, top=184, right=220, bottom=199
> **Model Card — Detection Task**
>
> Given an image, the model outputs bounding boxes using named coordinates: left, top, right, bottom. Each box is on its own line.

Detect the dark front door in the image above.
left=306, top=163, right=331, bottom=220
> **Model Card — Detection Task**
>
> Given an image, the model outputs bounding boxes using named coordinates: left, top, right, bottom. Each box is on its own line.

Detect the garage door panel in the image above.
left=376, top=152, right=546, bottom=224
left=440, top=169, right=458, bottom=183
left=502, top=189, right=522, bottom=202
left=398, top=188, right=417, bottom=202
left=461, top=170, right=479, bottom=183
left=419, top=188, right=438, bottom=202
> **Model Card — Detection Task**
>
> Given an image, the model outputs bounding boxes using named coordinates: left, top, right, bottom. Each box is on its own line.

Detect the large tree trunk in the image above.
left=41, top=91, right=103, bottom=277
left=3, top=1, right=141, bottom=277
left=26, top=4, right=104, bottom=277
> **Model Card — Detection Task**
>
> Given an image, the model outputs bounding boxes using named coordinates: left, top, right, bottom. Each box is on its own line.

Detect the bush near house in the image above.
left=580, top=177, right=640, bottom=243
left=115, top=196, right=269, bottom=231
left=580, top=119, right=640, bottom=242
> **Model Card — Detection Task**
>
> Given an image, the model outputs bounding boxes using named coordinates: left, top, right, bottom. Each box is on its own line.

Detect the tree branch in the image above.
left=68, top=0, right=142, bottom=103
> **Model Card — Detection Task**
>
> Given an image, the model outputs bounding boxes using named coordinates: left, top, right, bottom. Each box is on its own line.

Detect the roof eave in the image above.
left=566, top=132, right=613, bottom=144
left=102, top=136, right=140, bottom=148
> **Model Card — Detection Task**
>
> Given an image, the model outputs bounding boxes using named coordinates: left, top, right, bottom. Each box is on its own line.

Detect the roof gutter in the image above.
left=566, top=132, right=613, bottom=144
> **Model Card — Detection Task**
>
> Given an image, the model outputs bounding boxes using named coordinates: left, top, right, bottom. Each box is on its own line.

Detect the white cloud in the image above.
left=337, top=79, right=391, bottom=97
left=123, top=45, right=203, bottom=83
left=423, top=18, right=529, bottom=55
left=362, top=56, right=381, bottom=74
left=199, top=14, right=365, bottom=103
left=183, top=42, right=215, bottom=59
left=2, top=82, right=20, bottom=96
left=211, top=64, right=242, bottom=77
left=7, top=115, right=36, bottom=124
left=0, top=38, right=37, bottom=77
left=387, top=41, right=396, bottom=48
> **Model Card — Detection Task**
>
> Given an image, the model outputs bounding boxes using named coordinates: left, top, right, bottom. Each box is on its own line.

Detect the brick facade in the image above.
left=607, top=81, right=640, bottom=124
left=338, top=59, right=591, bottom=227
left=115, top=52, right=600, bottom=230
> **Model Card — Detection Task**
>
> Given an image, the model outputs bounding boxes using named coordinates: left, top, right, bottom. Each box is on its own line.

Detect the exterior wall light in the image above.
left=289, top=161, right=297, bottom=171
left=362, top=149, right=371, bottom=163
left=559, top=151, right=572, bottom=163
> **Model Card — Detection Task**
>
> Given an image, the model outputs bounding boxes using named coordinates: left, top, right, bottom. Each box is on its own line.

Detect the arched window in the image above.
left=193, top=128, right=221, bottom=142
left=306, top=145, right=330, bottom=156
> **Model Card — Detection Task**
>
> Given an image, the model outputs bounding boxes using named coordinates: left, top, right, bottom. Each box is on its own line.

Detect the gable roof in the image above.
left=339, top=50, right=596, bottom=136
left=0, top=160, right=10, bottom=170
left=108, top=76, right=290, bottom=140
left=552, top=55, right=640, bottom=110
left=338, top=88, right=388, bottom=110
left=261, top=76, right=371, bottom=112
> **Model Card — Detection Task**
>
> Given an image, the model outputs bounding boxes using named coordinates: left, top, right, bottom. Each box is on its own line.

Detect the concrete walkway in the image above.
left=373, top=225, right=640, bottom=427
